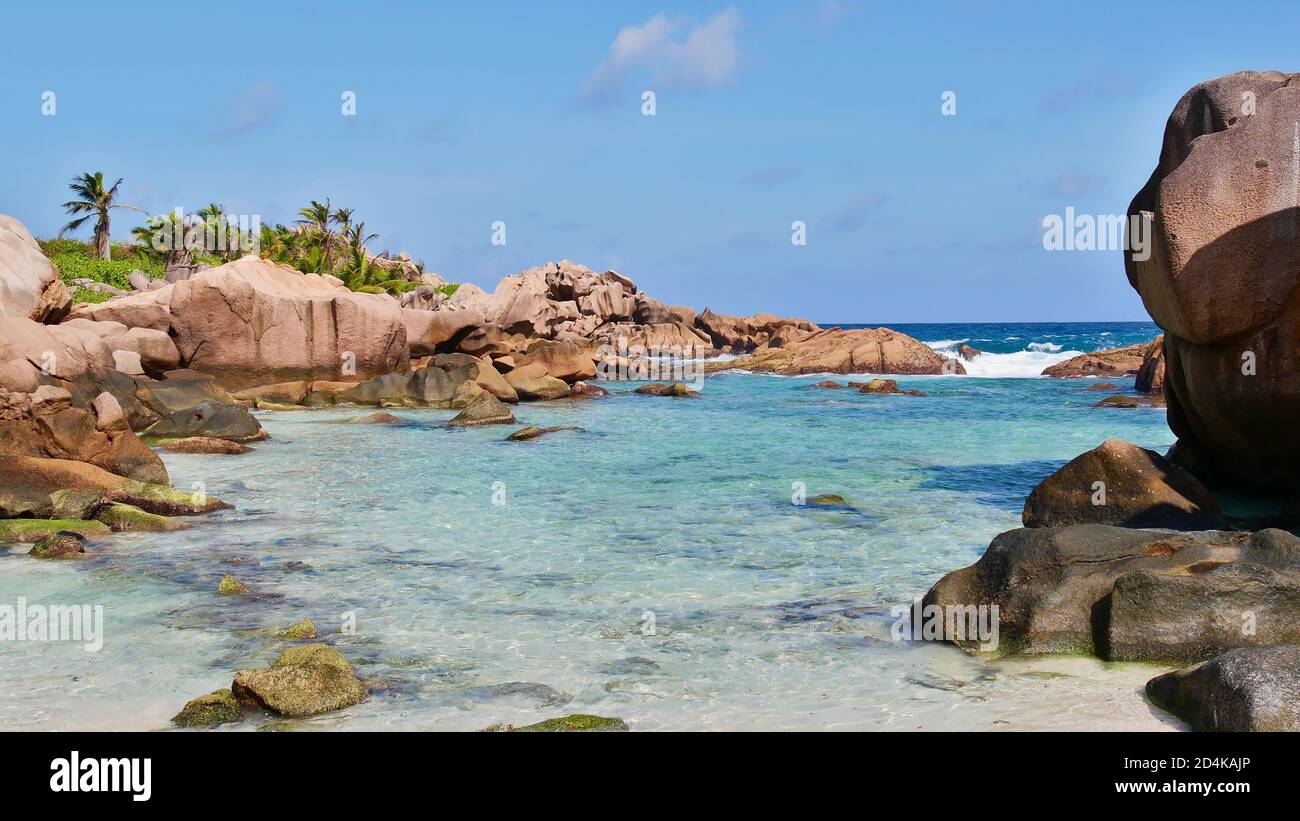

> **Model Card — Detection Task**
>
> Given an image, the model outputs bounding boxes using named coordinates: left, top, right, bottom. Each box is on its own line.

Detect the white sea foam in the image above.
left=925, top=340, right=1082, bottom=378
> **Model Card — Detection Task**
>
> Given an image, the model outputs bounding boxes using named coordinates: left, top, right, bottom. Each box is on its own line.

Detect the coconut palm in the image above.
left=60, top=172, right=143, bottom=260
left=296, top=198, right=336, bottom=268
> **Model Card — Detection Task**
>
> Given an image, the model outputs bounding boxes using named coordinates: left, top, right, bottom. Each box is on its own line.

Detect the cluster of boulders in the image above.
left=1041, top=336, right=1167, bottom=407
left=925, top=71, right=1300, bottom=733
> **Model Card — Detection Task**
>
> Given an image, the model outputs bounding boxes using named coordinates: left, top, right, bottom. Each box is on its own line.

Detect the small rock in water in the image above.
left=29, top=530, right=88, bottom=559
left=217, top=574, right=250, bottom=595
left=1086, top=381, right=1118, bottom=392
left=160, top=437, right=252, bottom=455
left=232, top=644, right=365, bottom=717
left=805, top=494, right=851, bottom=508
left=172, top=688, right=242, bottom=728
left=349, top=411, right=404, bottom=425
left=1094, top=394, right=1166, bottom=408
left=856, top=379, right=925, bottom=396
left=448, top=392, right=517, bottom=427
left=813, top=380, right=846, bottom=389
left=505, top=425, right=581, bottom=442
left=504, top=714, right=629, bottom=732
left=568, top=380, right=609, bottom=399
left=276, top=619, right=318, bottom=640
left=634, top=382, right=699, bottom=397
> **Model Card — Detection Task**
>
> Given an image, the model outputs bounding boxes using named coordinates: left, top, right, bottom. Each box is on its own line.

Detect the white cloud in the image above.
left=581, top=8, right=741, bottom=105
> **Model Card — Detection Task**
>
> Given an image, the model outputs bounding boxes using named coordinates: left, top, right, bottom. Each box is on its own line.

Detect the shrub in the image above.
left=50, top=254, right=163, bottom=289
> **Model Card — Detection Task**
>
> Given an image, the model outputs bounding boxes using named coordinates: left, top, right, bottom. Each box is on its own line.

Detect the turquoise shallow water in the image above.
left=0, top=324, right=1186, bottom=731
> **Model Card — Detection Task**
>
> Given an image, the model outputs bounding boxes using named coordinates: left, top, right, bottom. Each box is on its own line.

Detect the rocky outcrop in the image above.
left=142, top=400, right=268, bottom=444
left=1125, top=71, right=1300, bottom=488
left=1146, top=645, right=1300, bottom=731
left=232, top=644, right=365, bottom=717
left=0, top=387, right=168, bottom=484
left=1040, top=342, right=1147, bottom=378
left=66, top=286, right=173, bottom=332
left=168, top=257, right=408, bottom=390
left=1022, top=439, right=1223, bottom=530
left=0, top=455, right=229, bottom=518
left=1135, top=334, right=1165, bottom=394
left=694, top=308, right=817, bottom=353
left=711, top=327, right=962, bottom=376
left=924, top=525, right=1300, bottom=661
left=0, top=215, right=69, bottom=323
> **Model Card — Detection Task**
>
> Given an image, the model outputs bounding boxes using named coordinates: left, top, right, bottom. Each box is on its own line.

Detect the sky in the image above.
left=2, top=0, right=1297, bottom=323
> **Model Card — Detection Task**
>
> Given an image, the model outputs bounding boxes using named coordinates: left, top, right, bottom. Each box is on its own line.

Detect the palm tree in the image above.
left=296, top=198, right=335, bottom=269
left=60, top=172, right=143, bottom=260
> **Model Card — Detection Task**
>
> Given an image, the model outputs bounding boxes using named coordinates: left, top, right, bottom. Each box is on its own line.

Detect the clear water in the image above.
left=0, top=322, right=1186, bottom=731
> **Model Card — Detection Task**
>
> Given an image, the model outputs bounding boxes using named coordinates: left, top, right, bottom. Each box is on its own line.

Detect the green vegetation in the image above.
left=51, top=173, right=455, bottom=299
left=507, top=714, right=629, bottom=732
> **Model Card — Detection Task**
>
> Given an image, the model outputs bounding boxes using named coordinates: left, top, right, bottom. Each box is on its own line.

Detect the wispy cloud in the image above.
left=580, top=8, right=742, bottom=106
left=1039, top=74, right=1135, bottom=116
left=216, top=82, right=279, bottom=137
left=1049, top=170, right=1106, bottom=196
left=744, top=167, right=803, bottom=187
left=824, top=194, right=884, bottom=232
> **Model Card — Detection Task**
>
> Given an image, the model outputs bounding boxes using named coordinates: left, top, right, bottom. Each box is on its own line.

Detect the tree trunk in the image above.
left=95, top=214, right=111, bottom=260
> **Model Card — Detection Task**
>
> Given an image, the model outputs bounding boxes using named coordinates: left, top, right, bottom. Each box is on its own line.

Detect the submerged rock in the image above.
left=349, top=411, right=404, bottom=425
left=1085, top=381, right=1118, bottom=392
left=805, top=494, right=851, bottom=508
left=171, top=689, right=242, bottom=728
left=1094, top=394, right=1167, bottom=409
left=506, top=714, right=628, bottom=732
left=924, top=525, right=1300, bottom=661
left=1146, top=645, right=1300, bottom=732
left=276, top=619, right=318, bottom=640
left=856, top=378, right=924, bottom=396
left=447, top=392, right=517, bottom=427
left=232, top=644, right=365, bottom=717
left=217, top=574, right=249, bottom=595
left=505, top=425, right=581, bottom=442
left=29, top=530, right=88, bottom=559
left=1022, top=439, right=1222, bottom=530
left=567, top=380, right=608, bottom=400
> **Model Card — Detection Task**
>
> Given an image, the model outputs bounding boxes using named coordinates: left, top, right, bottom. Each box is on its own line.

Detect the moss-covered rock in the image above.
left=505, top=425, right=581, bottom=442
left=94, top=503, right=187, bottom=532
left=217, top=574, right=249, bottom=595
left=48, top=488, right=109, bottom=520
left=806, top=494, right=850, bottom=508
left=276, top=619, right=318, bottom=640
left=508, top=714, right=629, bottom=732
left=634, top=382, right=699, bottom=397
left=0, top=518, right=110, bottom=543
left=171, top=688, right=242, bottom=728
left=231, top=644, right=365, bottom=717
left=30, top=530, right=88, bottom=559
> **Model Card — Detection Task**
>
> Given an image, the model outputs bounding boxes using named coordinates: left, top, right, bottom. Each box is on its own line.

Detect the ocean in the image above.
left=0, top=321, right=1184, bottom=731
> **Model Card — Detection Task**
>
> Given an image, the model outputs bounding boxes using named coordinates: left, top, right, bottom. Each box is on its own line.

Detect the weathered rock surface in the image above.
left=712, top=327, right=962, bottom=376
left=159, top=436, right=251, bottom=455
left=1040, top=342, right=1148, bottom=379
left=505, top=425, right=580, bottom=442
left=924, top=525, right=1300, bottom=661
left=1094, top=394, right=1167, bottom=409
left=1146, top=645, right=1300, bottom=731
left=634, top=382, right=699, bottom=397
left=0, top=387, right=168, bottom=483
left=1125, top=71, right=1300, bottom=488
left=0, top=214, right=69, bottom=323
left=506, top=714, right=629, bottom=732
left=856, top=378, right=925, bottom=396
left=168, top=257, right=408, bottom=389
left=1135, top=334, right=1165, bottom=394
left=29, top=530, right=87, bottom=559
left=1022, top=439, right=1222, bottom=530
left=67, top=286, right=173, bottom=332
left=232, top=644, right=365, bottom=717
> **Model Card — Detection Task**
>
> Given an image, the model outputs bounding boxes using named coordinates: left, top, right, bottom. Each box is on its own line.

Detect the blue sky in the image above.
left=2, top=1, right=1297, bottom=322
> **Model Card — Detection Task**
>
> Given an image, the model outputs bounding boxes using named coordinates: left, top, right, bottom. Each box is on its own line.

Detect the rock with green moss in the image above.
left=30, top=531, right=88, bottom=559
left=508, top=714, right=629, bottom=732
left=171, top=688, right=242, bottom=728
left=95, top=503, right=187, bottom=532
left=48, top=489, right=109, bottom=520
left=276, top=619, right=318, bottom=640
left=805, top=494, right=851, bottom=508
left=217, top=574, right=249, bottom=595
left=0, top=519, right=110, bottom=543
left=232, top=644, right=365, bottom=717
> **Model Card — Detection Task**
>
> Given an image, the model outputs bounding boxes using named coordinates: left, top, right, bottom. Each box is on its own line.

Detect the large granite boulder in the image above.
left=0, top=214, right=69, bottom=323
left=923, top=525, right=1300, bottom=662
left=710, top=327, right=962, bottom=375
left=1125, top=71, right=1300, bottom=488
left=1135, top=334, right=1166, bottom=394
left=694, top=308, right=819, bottom=353
left=1146, top=645, right=1300, bottom=731
left=65, top=285, right=173, bottom=332
left=58, top=318, right=180, bottom=376
left=1022, top=439, right=1223, bottom=530
left=168, top=257, right=408, bottom=389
